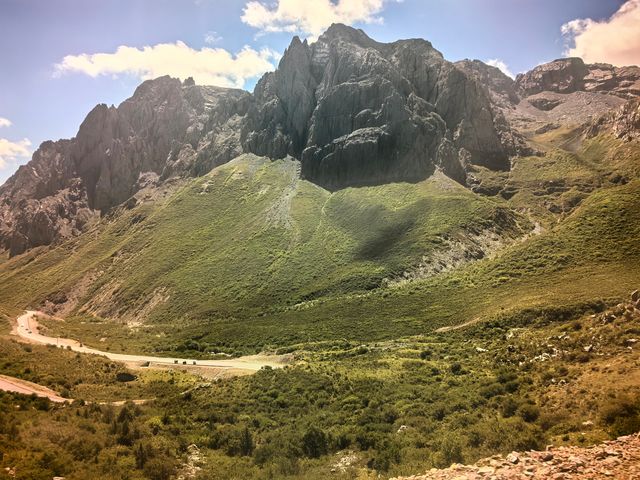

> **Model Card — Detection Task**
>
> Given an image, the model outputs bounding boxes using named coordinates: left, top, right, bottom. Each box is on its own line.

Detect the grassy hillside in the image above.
left=0, top=136, right=638, bottom=356
left=0, top=133, right=639, bottom=480
left=0, top=154, right=526, bottom=352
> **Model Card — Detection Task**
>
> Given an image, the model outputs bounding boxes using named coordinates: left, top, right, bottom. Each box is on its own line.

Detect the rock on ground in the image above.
left=391, top=433, right=640, bottom=480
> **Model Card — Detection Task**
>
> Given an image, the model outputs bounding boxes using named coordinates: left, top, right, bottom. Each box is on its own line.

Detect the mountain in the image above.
left=1, top=23, right=640, bottom=480
left=0, top=78, right=251, bottom=255
left=0, top=24, right=639, bottom=349
left=4, top=29, right=640, bottom=258
left=1, top=24, right=534, bottom=256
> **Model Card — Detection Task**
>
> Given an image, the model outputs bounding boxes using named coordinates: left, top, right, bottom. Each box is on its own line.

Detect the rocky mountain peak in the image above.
left=455, top=59, right=519, bottom=106
left=244, top=23, right=519, bottom=190
left=3, top=25, right=640, bottom=257
left=516, top=57, right=588, bottom=96
left=317, top=23, right=375, bottom=46
left=516, top=58, right=640, bottom=98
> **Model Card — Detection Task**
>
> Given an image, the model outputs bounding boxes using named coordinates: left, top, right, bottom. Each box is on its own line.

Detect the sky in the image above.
left=0, top=0, right=637, bottom=184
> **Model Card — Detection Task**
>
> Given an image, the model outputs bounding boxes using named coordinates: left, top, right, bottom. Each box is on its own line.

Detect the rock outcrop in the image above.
left=455, top=59, right=519, bottom=107
left=0, top=77, right=250, bottom=255
left=392, top=433, right=640, bottom=480
left=243, top=24, right=516, bottom=190
left=585, top=99, right=640, bottom=141
left=515, top=58, right=640, bottom=99
left=460, top=57, right=640, bottom=134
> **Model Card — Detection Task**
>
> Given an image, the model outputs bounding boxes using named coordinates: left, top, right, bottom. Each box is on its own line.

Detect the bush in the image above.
left=518, top=403, right=540, bottom=423
left=301, top=426, right=328, bottom=458
left=600, top=395, right=640, bottom=436
left=435, top=434, right=464, bottom=467
left=143, top=457, right=175, bottom=480
left=501, top=397, right=519, bottom=418
left=480, top=383, right=505, bottom=399
left=367, top=440, right=400, bottom=471
left=450, top=362, right=463, bottom=375
left=116, top=372, right=136, bottom=382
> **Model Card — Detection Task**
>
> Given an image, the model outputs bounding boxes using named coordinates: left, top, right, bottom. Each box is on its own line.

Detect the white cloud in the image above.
left=561, top=0, right=640, bottom=66
left=486, top=59, right=515, bottom=79
left=204, top=31, right=222, bottom=45
left=54, top=42, right=279, bottom=89
left=241, top=0, right=396, bottom=39
left=0, top=138, right=31, bottom=171
left=0, top=117, right=12, bottom=128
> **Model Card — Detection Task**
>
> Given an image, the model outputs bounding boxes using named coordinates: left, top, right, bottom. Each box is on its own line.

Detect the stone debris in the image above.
left=330, top=450, right=359, bottom=473
left=176, top=444, right=203, bottom=480
left=391, top=433, right=640, bottom=479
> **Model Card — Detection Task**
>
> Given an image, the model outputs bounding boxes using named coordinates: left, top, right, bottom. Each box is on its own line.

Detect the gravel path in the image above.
left=13, top=310, right=287, bottom=371
left=0, top=374, right=67, bottom=402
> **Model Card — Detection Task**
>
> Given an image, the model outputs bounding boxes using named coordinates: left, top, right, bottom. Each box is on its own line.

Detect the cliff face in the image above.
left=243, top=24, right=515, bottom=190
left=515, top=58, right=640, bottom=99
left=585, top=99, right=640, bottom=141
left=457, top=57, right=640, bottom=135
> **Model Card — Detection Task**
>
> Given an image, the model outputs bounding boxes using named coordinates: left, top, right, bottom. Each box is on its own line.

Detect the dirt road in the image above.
left=13, top=310, right=287, bottom=371
left=0, top=374, right=67, bottom=402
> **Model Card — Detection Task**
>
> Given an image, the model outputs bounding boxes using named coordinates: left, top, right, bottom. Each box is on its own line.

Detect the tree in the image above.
left=143, top=457, right=175, bottom=480
left=135, top=443, right=148, bottom=469
left=239, top=426, right=254, bottom=456
left=301, top=426, right=328, bottom=458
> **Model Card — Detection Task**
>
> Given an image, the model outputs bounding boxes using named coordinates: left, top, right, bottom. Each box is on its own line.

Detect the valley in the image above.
left=0, top=21, right=639, bottom=480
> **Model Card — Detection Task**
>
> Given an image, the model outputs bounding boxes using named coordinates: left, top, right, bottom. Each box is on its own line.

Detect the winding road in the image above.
left=13, top=310, right=287, bottom=371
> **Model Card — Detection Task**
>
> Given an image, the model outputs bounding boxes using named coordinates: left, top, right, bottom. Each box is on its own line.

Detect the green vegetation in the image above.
left=2, top=137, right=638, bottom=358
left=0, top=338, right=193, bottom=403
left=0, top=133, right=639, bottom=478
left=0, top=154, right=528, bottom=354
left=1, top=301, right=638, bottom=479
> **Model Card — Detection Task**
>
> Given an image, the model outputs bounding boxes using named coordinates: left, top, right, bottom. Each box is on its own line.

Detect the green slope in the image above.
left=0, top=154, right=524, bottom=351
left=0, top=136, right=638, bottom=355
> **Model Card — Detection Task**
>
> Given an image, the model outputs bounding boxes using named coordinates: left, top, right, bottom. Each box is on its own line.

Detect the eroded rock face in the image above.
left=585, top=99, right=640, bottom=141
left=243, top=24, right=515, bottom=189
left=0, top=76, right=250, bottom=254
left=516, top=58, right=640, bottom=99
left=0, top=141, right=99, bottom=256
left=454, top=59, right=519, bottom=107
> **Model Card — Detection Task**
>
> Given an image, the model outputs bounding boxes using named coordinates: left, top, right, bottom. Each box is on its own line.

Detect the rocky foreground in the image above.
left=392, top=433, right=640, bottom=479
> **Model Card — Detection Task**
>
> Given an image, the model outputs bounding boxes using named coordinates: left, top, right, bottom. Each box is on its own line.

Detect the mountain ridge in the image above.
left=1, top=24, right=639, bottom=257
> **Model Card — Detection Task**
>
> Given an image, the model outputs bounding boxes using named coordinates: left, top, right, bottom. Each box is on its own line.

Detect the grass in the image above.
left=3, top=298, right=636, bottom=479
left=0, top=338, right=194, bottom=403
left=0, top=132, right=639, bottom=479
left=0, top=154, right=527, bottom=354
left=1, top=138, right=639, bottom=356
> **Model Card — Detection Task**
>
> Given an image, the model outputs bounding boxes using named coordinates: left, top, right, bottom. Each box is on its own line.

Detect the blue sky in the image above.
left=0, top=0, right=633, bottom=183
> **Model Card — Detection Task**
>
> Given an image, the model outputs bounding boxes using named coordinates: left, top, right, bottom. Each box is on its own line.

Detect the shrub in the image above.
left=517, top=403, right=540, bottom=423
left=436, top=434, right=464, bottom=467
left=367, top=440, right=400, bottom=472
left=600, top=395, right=640, bottom=436
left=301, top=426, right=328, bottom=458
left=450, top=362, right=463, bottom=375
left=501, top=397, right=519, bottom=418
left=480, top=383, right=505, bottom=399
left=143, top=457, right=175, bottom=480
